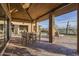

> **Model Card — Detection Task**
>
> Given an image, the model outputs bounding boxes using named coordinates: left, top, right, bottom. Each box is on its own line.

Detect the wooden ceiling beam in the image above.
left=12, top=3, right=33, bottom=21
left=26, top=10, right=33, bottom=20
left=12, top=17, right=31, bottom=21
left=20, top=4, right=33, bottom=21
left=13, top=4, right=33, bottom=21
left=12, top=17, right=32, bottom=23
left=10, top=8, right=16, bottom=14
left=54, top=4, right=76, bottom=16
left=12, top=4, right=29, bottom=20
left=0, top=3, right=11, bottom=20
left=26, top=3, right=32, bottom=11
left=35, top=3, right=69, bottom=20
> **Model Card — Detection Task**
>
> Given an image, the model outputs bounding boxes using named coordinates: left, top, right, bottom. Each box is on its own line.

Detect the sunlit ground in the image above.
left=1, top=34, right=77, bottom=56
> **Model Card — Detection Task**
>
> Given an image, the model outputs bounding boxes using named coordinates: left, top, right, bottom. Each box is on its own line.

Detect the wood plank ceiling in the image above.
left=8, top=3, right=76, bottom=22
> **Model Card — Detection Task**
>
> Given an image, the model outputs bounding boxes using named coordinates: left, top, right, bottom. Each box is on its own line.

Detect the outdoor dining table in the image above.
left=21, top=32, right=37, bottom=46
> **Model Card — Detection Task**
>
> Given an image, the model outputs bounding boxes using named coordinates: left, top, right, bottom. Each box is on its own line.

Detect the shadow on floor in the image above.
left=26, top=41, right=77, bottom=56
left=4, top=37, right=77, bottom=56
left=3, top=46, right=34, bottom=56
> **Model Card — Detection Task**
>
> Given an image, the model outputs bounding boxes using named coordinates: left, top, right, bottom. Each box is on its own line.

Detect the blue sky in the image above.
left=38, top=10, right=77, bottom=29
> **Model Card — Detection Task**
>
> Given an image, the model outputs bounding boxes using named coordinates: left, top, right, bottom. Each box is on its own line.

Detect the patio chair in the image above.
left=27, top=32, right=39, bottom=45
left=31, top=33, right=37, bottom=43
left=21, top=32, right=29, bottom=46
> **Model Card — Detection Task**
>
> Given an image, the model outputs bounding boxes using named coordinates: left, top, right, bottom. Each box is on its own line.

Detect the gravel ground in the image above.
left=2, top=35, right=78, bottom=56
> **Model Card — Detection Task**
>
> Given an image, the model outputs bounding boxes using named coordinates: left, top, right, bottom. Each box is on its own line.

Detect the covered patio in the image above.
left=0, top=3, right=78, bottom=56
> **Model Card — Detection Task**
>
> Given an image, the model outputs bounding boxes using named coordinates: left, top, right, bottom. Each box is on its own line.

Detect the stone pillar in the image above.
left=14, top=25, right=18, bottom=35
left=31, top=22, right=32, bottom=32
left=34, top=20, right=37, bottom=41
left=35, top=20, right=37, bottom=33
left=52, top=15, right=55, bottom=37
left=17, top=25, right=19, bottom=34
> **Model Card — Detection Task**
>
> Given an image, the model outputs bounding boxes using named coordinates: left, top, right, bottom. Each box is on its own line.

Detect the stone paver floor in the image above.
left=2, top=36, right=78, bottom=56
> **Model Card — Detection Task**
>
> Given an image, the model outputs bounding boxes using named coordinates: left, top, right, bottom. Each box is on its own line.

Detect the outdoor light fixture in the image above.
left=22, top=3, right=30, bottom=9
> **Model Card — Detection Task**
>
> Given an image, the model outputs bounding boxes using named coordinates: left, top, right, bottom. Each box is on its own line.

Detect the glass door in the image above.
left=0, top=18, right=8, bottom=51
left=0, top=5, right=9, bottom=52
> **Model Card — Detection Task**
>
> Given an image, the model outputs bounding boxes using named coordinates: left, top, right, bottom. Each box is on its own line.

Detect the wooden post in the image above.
left=77, top=4, right=79, bottom=54
left=31, top=21, right=32, bottom=32
left=6, top=16, right=11, bottom=41
left=49, top=13, right=53, bottom=43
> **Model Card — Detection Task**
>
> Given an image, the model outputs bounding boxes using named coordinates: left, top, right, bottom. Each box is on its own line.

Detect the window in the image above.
left=0, top=24, right=3, bottom=30
left=19, top=25, right=28, bottom=32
